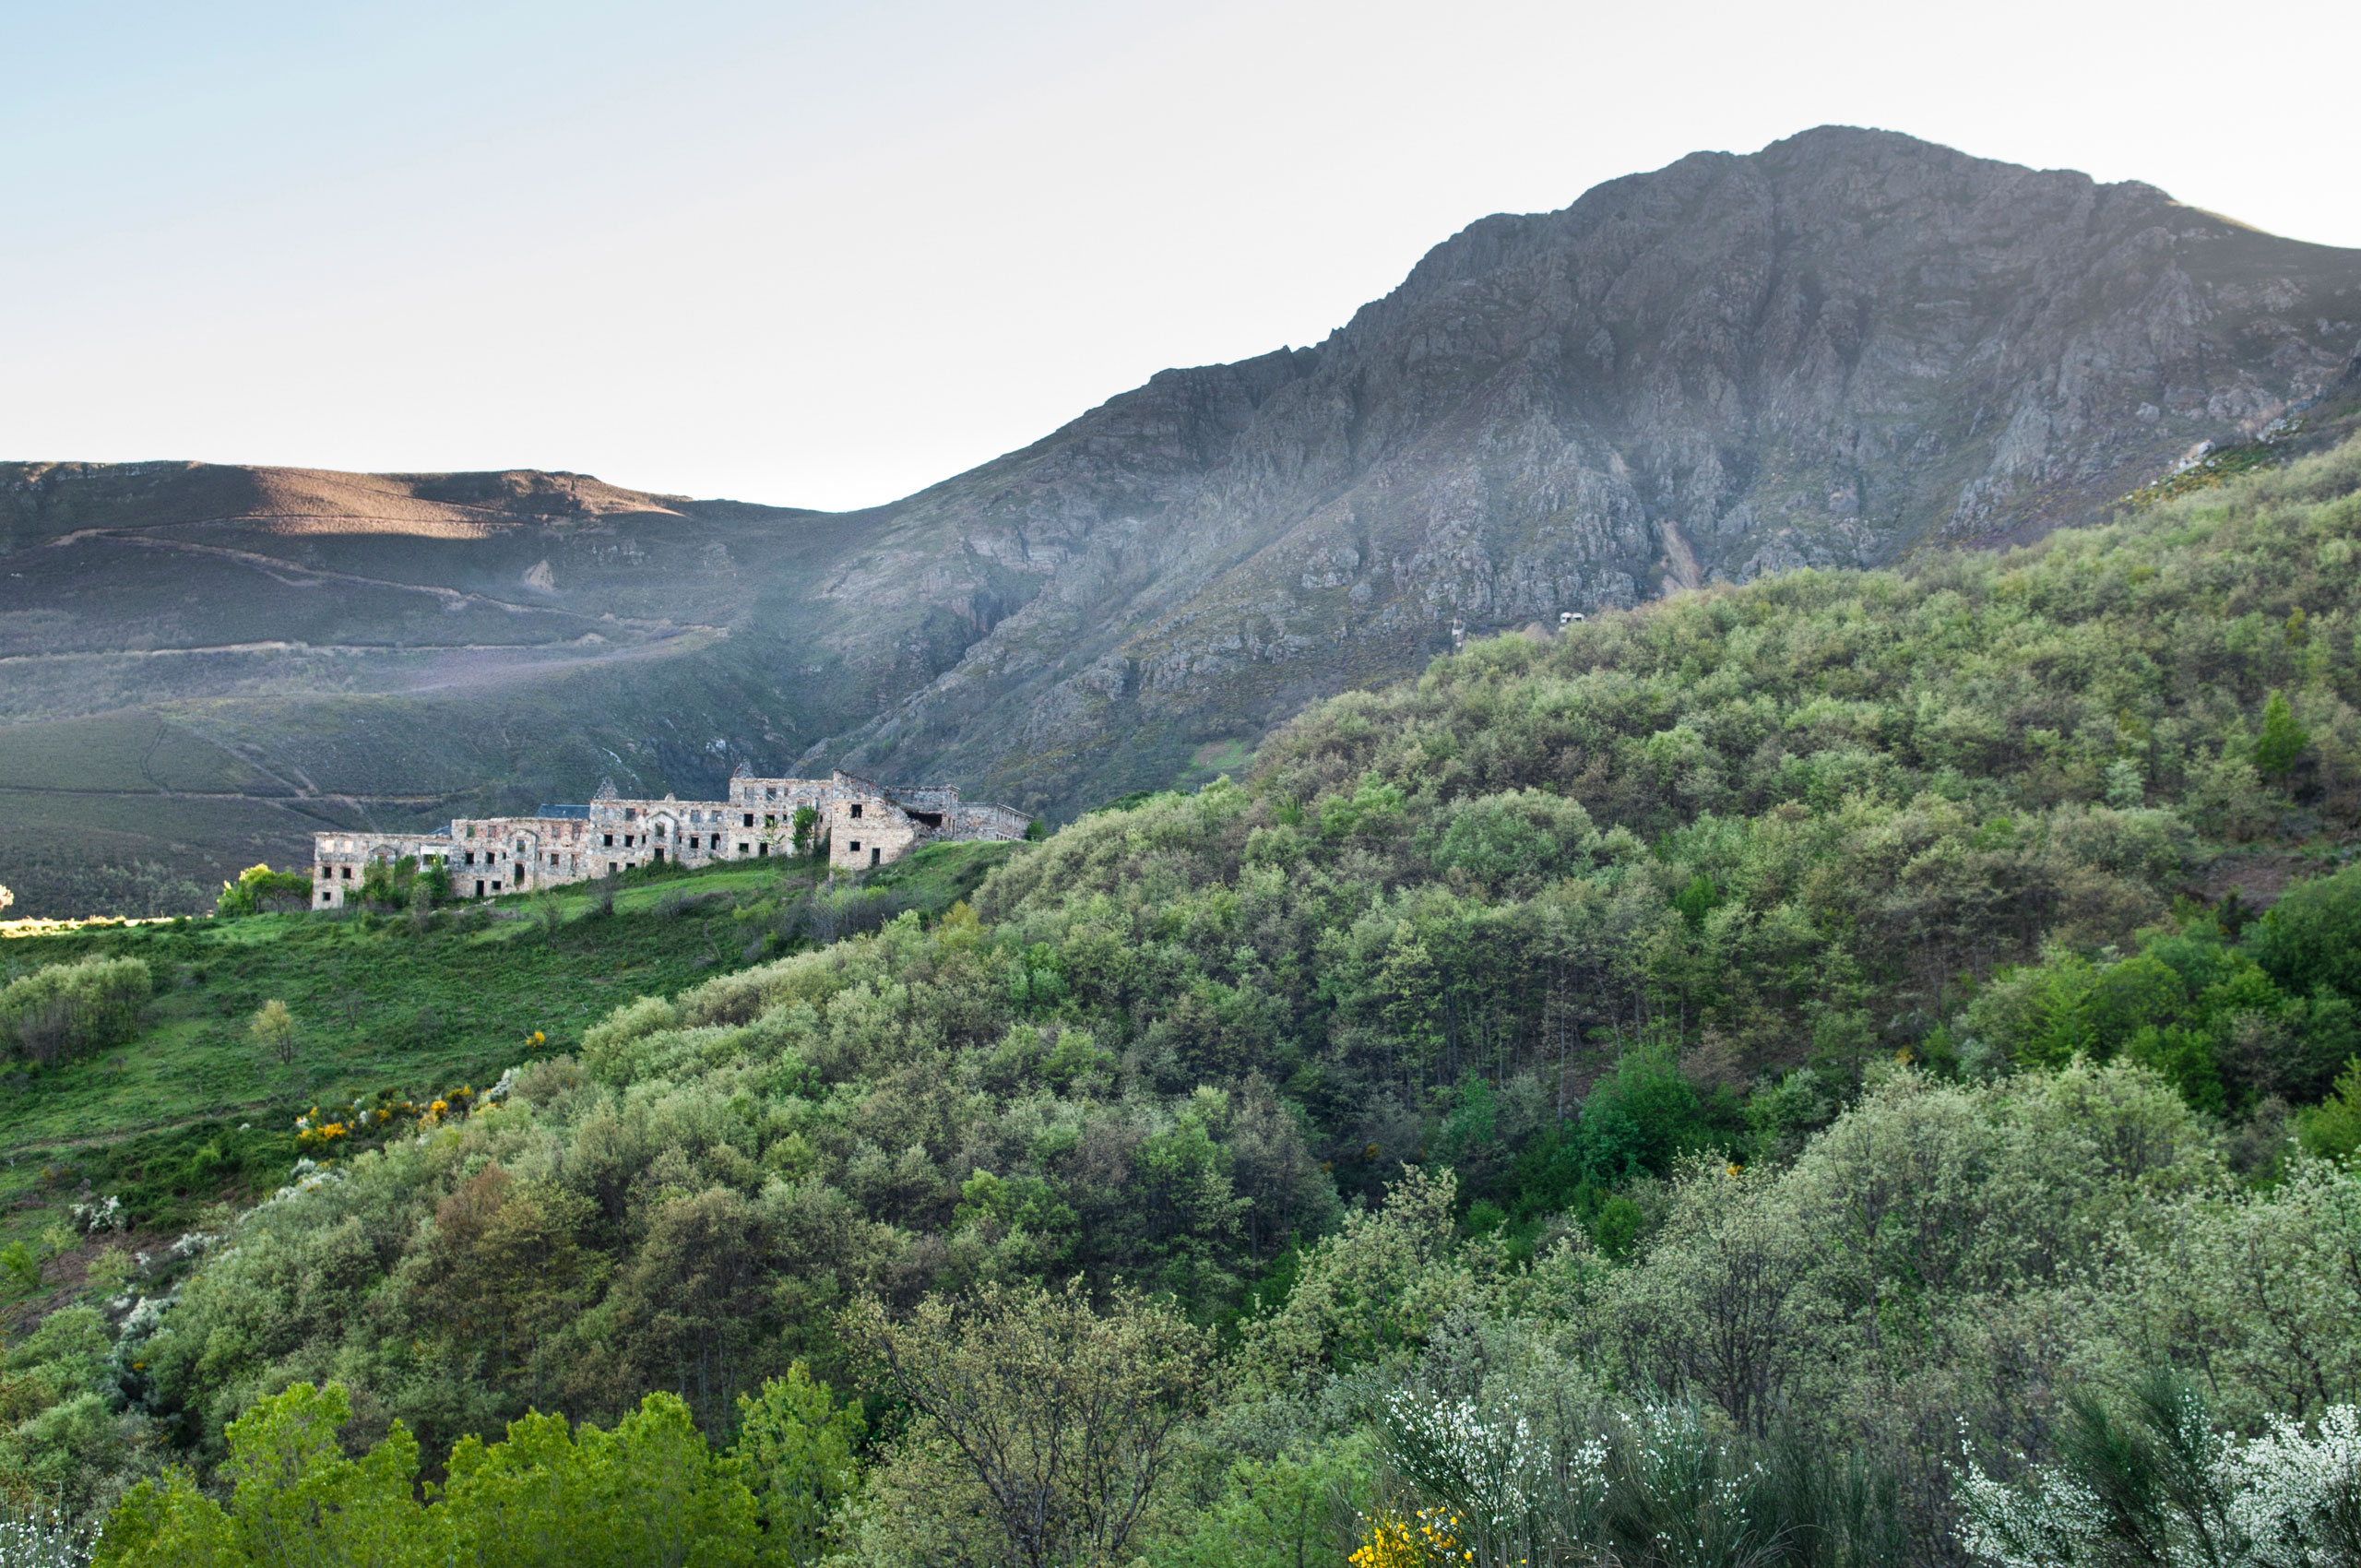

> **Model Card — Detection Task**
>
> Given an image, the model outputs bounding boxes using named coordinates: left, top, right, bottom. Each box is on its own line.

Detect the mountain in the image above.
left=798, top=126, right=2361, bottom=802
left=4, top=126, right=2358, bottom=915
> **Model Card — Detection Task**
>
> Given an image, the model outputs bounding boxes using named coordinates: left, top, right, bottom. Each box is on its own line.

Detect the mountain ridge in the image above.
left=798, top=126, right=2361, bottom=802
left=4, top=125, right=2358, bottom=915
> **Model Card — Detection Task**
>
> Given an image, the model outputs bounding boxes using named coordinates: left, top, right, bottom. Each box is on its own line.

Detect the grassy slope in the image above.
left=0, top=842, right=1015, bottom=1284
left=0, top=474, right=901, bottom=920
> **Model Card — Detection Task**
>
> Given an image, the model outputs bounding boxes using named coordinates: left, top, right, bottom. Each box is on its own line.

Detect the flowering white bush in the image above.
left=0, top=1508, right=88, bottom=1568
left=66, top=1194, right=122, bottom=1236
left=1379, top=1390, right=1608, bottom=1568
left=1956, top=1397, right=2361, bottom=1568
left=116, top=1294, right=169, bottom=1340
left=1623, top=1402, right=1761, bottom=1568
left=1376, top=1392, right=1789, bottom=1568
left=2222, top=1406, right=2361, bottom=1568
left=1953, top=1454, right=2114, bottom=1568
left=1382, top=1391, right=1548, bottom=1526
left=164, top=1230, right=217, bottom=1262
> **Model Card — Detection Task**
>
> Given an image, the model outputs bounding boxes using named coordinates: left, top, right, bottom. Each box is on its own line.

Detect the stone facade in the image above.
left=311, top=769, right=1028, bottom=908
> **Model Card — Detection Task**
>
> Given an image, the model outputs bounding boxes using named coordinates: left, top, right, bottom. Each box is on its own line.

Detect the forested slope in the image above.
left=16, top=433, right=2361, bottom=1564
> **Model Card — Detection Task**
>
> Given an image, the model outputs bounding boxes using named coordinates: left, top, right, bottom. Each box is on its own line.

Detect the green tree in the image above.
left=247, top=999, right=298, bottom=1067
left=2298, top=1058, right=2361, bottom=1161
left=95, top=1382, right=438, bottom=1567
left=97, top=1384, right=760, bottom=1568
left=848, top=1281, right=1213, bottom=1568
left=215, top=863, right=313, bottom=917
left=92, top=1468, right=244, bottom=1568
left=1237, top=1166, right=1481, bottom=1391
left=442, top=1394, right=759, bottom=1568
left=1610, top=1159, right=1815, bottom=1438
left=0, top=956, right=150, bottom=1064
left=2253, top=689, right=2309, bottom=779
left=2252, top=861, right=2361, bottom=1004
left=1157, top=1438, right=1372, bottom=1568
left=728, top=1365, right=864, bottom=1568
left=224, top=1383, right=435, bottom=1568
left=400, top=1164, right=594, bottom=1406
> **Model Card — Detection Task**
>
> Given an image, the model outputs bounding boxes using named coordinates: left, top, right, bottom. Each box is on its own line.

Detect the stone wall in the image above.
left=312, top=831, right=454, bottom=909
left=587, top=790, right=735, bottom=874
left=447, top=814, right=603, bottom=898
left=828, top=794, right=919, bottom=873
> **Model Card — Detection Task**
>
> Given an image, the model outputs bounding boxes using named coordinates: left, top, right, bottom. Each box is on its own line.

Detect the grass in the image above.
left=1186, top=737, right=1255, bottom=778
left=0, top=786, right=356, bottom=921
left=0, top=711, right=282, bottom=795
left=0, top=840, right=1018, bottom=1251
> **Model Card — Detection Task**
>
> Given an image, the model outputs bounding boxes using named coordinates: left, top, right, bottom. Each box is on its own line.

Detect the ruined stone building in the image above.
left=310, top=768, right=1029, bottom=909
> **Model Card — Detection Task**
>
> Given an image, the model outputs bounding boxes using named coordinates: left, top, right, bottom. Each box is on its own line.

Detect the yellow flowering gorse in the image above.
left=1351, top=1506, right=1465, bottom=1568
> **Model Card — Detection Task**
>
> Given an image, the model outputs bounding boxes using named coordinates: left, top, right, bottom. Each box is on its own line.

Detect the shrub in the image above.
left=1954, top=1372, right=2361, bottom=1568
left=213, top=864, right=312, bottom=918
left=2252, top=863, right=2361, bottom=1004
left=0, top=957, right=151, bottom=1065
left=2298, top=1058, right=2361, bottom=1162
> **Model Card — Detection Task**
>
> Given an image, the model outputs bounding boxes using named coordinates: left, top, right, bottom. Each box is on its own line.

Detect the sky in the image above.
left=3, top=0, right=2355, bottom=512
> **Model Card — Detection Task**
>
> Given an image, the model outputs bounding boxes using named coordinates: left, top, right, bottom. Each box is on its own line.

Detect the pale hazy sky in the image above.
left=4, top=0, right=2355, bottom=511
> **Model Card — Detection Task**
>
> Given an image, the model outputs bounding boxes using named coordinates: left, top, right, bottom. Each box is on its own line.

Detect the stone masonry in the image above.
left=311, top=767, right=1028, bottom=909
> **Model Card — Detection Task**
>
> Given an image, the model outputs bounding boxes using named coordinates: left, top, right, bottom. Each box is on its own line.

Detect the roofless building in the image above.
left=309, top=768, right=1028, bottom=909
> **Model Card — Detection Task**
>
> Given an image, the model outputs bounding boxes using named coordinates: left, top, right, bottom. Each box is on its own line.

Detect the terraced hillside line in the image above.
left=3, top=1110, right=283, bottom=1155
left=0, top=637, right=726, bottom=664
left=0, top=787, right=444, bottom=806
left=44, top=528, right=726, bottom=636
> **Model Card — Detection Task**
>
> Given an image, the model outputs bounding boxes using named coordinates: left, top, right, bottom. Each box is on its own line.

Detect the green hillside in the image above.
left=13, top=433, right=2361, bottom=1563
left=0, top=844, right=1010, bottom=1283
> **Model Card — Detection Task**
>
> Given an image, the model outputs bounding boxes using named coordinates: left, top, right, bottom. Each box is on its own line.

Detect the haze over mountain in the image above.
left=4, top=125, right=2357, bottom=916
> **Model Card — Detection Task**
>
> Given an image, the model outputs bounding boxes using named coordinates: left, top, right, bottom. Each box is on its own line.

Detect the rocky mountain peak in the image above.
left=804, top=128, right=2360, bottom=811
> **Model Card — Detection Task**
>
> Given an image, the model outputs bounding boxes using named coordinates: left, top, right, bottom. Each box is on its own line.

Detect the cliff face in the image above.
left=800, top=127, right=2361, bottom=810
left=6, top=127, right=2360, bottom=913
